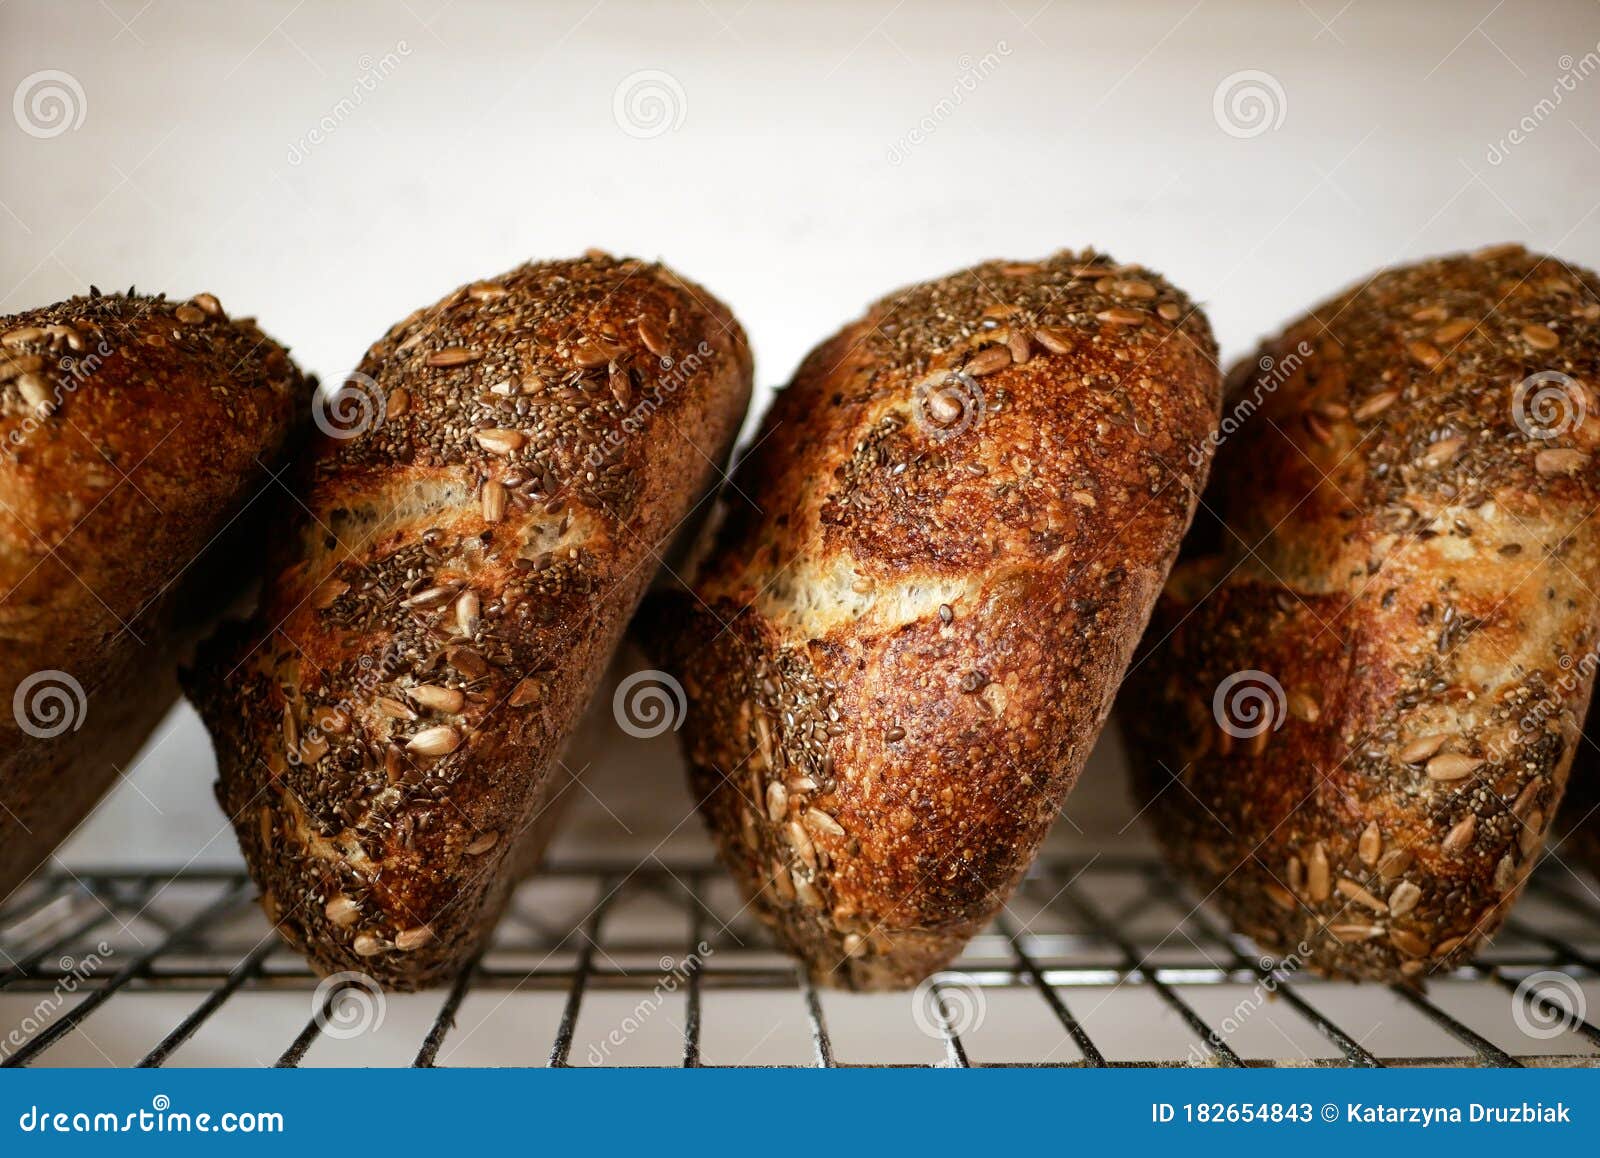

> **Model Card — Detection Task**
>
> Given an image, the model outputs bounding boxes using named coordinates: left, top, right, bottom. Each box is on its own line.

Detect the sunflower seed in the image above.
left=1521, top=323, right=1560, bottom=350
left=17, top=373, right=53, bottom=412
left=1426, top=752, right=1482, bottom=781
left=352, top=933, right=386, bottom=957
left=1432, top=935, right=1465, bottom=958
left=1329, top=923, right=1384, bottom=941
left=395, top=927, right=434, bottom=952
left=1493, top=853, right=1517, bottom=892
left=0, top=354, right=42, bottom=382
left=965, top=346, right=1012, bottom=376
left=1337, top=878, right=1388, bottom=913
left=482, top=479, right=507, bottom=523
left=409, top=685, right=464, bottom=714
left=406, top=725, right=462, bottom=756
left=456, top=590, right=480, bottom=636
left=377, top=696, right=417, bottom=720
left=1358, top=822, right=1381, bottom=865
left=1420, top=437, right=1465, bottom=467
left=1033, top=327, right=1073, bottom=355
left=1377, top=848, right=1414, bottom=879
left=1400, top=734, right=1445, bottom=764
left=638, top=317, right=669, bottom=357
left=325, top=895, right=360, bottom=927
left=1432, top=318, right=1474, bottom=344
left=1307, top=841, right=1331, bottom=901
left=1263, top=882, right=1296, bottom=910
left=1353, top=391, right=1398, bottom=421
left=193, top=292, right=224, bottom=317
left=427, top=346, right=481, bottom=367
left=803, top=809, right=845, bottom=838
left=387, top=387, right=410, bottom=417
left=474, top=428, right=525, bottom=455
left=1096, top=307, right=1146, bottom=326
left=1006, top=329, right=1032, bottom=365
left=786, top=820, right=816, bottom=869
left=793, top=874, right=823, bottom=909
left=1, top=327, right=44, bottom=348
left=1535, top=448, right=1589, bottom=475
left=465, top=831, right=499, bottom=855
left=1388, top=880, right=1422, bottom=917
left=1441, top=813, right=1477, bottom=855
left=174, top=304, right=207, bottom=325
left=1407, top=340, right=1441, bottom=367
left=766, top=781, right=788, bottom=823
left=1388, top=927, right=1429, bottom=957
left=508, top=677, right=542, bottom=707
left=402, top=585, right=456, bottom=609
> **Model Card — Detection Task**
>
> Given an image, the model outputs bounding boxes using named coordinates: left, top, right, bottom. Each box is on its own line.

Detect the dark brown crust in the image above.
left=644, top=251, right=1221, bottom=989
left=1121, top=244, right=1600, bottom=982
left=0, top=290, right=306, bottom=898
left=186, top=253, right=752, bottom=989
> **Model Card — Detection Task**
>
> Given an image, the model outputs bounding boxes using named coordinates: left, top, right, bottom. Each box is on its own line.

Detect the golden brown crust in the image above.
left=0, top=289, right=306, bottom=897
left=186, top=253, right=752, bottom=989
left=1121, top=244, right=1600, bottom=981
left=644, top=251, right=1221, bottom=989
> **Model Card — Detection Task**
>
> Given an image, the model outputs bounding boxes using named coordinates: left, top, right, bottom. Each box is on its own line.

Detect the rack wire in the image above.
left=1, top=854, right=1597, bottom=1068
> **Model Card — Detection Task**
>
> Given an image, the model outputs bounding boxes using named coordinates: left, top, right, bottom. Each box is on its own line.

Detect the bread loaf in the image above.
left=1121, top=245, right=1600, bottom=981
left=0, top=289, right=306, bottom=898
left=187, top=254, right=752, bottom=989
left=643, top=252, right=1220, bottom=989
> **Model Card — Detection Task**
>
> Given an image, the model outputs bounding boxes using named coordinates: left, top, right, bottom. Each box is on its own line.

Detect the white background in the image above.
left=3, top=0, right=1598, bottom=870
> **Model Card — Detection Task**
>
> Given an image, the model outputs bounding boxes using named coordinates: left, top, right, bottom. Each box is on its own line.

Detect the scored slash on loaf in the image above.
left=643, top=251, right=1222, bottom=989
left=186, top=253, right=752, bottom=989
left=1120, top=244, right=1600, bottom=982
left=0, top=289, right=306, bottom=900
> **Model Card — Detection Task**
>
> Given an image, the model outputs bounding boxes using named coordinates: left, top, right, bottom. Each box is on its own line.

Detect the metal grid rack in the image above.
left=2, top=854, right=1598, bottom=1068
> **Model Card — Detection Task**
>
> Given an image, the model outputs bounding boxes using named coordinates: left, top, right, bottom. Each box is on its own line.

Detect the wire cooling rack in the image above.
left=1, top=854, right=1598, bottom=1068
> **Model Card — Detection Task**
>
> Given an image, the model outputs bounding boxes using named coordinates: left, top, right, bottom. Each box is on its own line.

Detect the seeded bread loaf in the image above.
left=1121, top=245, right=1600, bottom=981
left=0, top=289, right=306, bottom=899
left=643, top=252, right=1221, bottom=989
left=186, top=254, right=752, bottom=989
